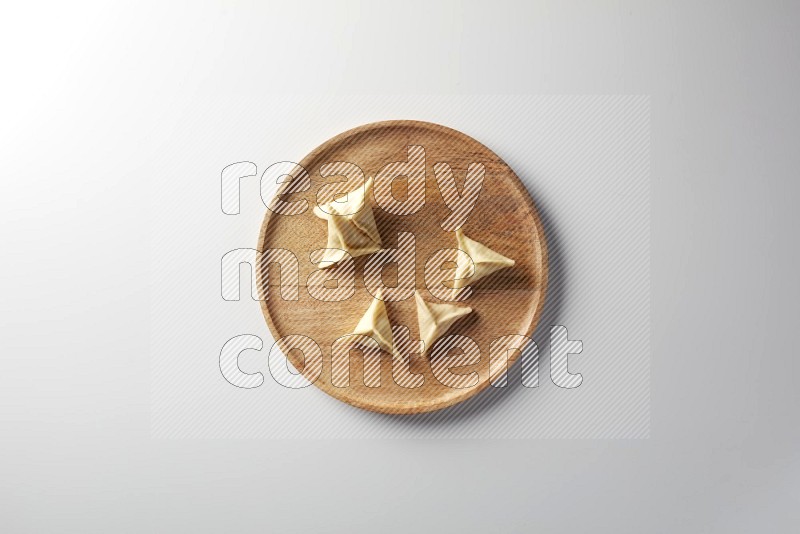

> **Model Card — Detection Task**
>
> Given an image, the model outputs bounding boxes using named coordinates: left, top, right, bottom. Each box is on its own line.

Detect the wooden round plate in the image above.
left=257, top=120, right=547, bottom=414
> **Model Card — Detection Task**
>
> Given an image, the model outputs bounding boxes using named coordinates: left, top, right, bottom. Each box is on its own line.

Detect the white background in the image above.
left=151, top=94, right=651, bottom=439
left=2, top=1, right=798, bottom=532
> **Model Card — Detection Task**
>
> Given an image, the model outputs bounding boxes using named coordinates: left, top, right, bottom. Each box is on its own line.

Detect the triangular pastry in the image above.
left=351, top=292, right=394, bottom=355
left=414, top=290, right=472, bottom=353
left=452, top=229, right=515, bottom=290
left=313, top=177, right=382, bottom=268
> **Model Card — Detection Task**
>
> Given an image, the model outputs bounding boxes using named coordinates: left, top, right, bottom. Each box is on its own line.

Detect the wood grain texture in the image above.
left=257, top=120, right=548, bottom=414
